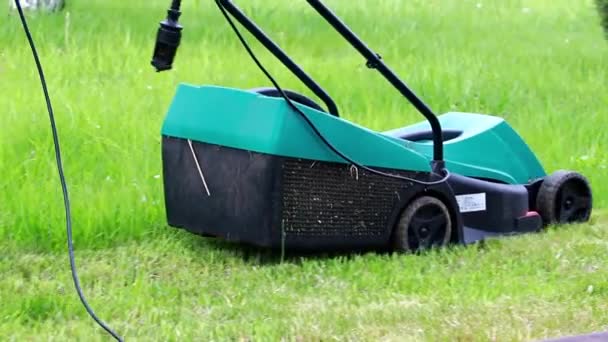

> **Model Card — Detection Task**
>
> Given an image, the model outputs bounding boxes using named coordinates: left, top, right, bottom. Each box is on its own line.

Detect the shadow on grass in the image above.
left=167, top=226, right=489, bottom=267
left=150, top=209, right=606, bottom=267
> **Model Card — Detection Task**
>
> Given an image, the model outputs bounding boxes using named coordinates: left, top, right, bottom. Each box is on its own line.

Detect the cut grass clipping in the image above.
left=1, top=0, right=607, bottom=341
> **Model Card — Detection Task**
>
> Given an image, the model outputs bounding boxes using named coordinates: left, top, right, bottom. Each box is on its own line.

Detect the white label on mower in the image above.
left=456, top=193, right=486, bottom=213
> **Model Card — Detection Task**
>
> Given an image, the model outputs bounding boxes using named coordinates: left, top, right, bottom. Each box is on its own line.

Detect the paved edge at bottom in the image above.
left=542, top=331, right=608, bottom=341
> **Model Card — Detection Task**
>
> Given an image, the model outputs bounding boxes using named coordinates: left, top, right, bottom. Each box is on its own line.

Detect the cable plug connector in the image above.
left=151, top=1, right=183, bottom=72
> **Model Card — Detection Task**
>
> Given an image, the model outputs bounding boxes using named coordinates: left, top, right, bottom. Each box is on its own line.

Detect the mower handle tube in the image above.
left=305, top=0, right=445, bottom=164
left=217, top=0, right=340, bottom=117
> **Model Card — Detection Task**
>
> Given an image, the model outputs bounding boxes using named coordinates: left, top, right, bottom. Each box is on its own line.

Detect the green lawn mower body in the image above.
left=155, top=0, right=593, bottom=252
left=163, top=85, right=546, bottom=185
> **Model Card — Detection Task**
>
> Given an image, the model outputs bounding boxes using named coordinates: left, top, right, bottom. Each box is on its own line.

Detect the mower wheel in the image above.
left=536, top=170, right=593, bottom=225
left=250, top=87, right=326, bottom=112
left=393, top=196, right=452, bottom=253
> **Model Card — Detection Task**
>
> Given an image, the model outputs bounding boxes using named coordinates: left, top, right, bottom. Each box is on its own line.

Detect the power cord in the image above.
left=14, top=1, right=123, bottom=341
left=214, top=0, right=450, bottom=186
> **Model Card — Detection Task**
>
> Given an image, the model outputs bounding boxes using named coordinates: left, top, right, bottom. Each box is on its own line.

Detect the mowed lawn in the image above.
left=1, top=0, right=607, bottom=340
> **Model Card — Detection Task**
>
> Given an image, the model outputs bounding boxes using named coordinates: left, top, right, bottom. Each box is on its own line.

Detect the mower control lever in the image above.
left=365, top=53, right=382, bottom=69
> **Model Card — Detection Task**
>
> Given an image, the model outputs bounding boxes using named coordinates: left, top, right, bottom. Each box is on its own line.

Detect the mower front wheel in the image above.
left=536, top=170, right=593, bottom=225
left=392, top=195, right=452, bottom=253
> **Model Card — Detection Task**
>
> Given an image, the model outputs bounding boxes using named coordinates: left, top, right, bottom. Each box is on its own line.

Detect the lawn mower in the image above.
left=151, top=0, right=593, bottom=252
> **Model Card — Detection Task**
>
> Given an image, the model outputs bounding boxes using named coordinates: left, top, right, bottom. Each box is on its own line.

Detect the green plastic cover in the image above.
left=161, top=84, right=546, bottom=184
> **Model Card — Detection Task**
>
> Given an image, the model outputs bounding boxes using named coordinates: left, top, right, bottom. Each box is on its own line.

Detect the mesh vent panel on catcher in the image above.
left=281, top=158, right=420, bottom=237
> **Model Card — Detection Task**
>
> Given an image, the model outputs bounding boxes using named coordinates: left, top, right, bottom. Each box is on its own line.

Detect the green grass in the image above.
left=1, top=0, right=607, bottom=340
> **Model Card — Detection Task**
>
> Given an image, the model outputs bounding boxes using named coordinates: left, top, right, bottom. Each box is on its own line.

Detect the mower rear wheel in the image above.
left=536, top=170, right=593, bottom=225
left=250, top=87, right=326, bottom=112
left=393, top=196, right=452, bottom=253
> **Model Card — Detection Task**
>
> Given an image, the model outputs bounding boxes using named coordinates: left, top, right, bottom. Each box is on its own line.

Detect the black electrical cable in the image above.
left=214, top=0, right=450, bottom=186
left=14, top=1, right=123, bottom=341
